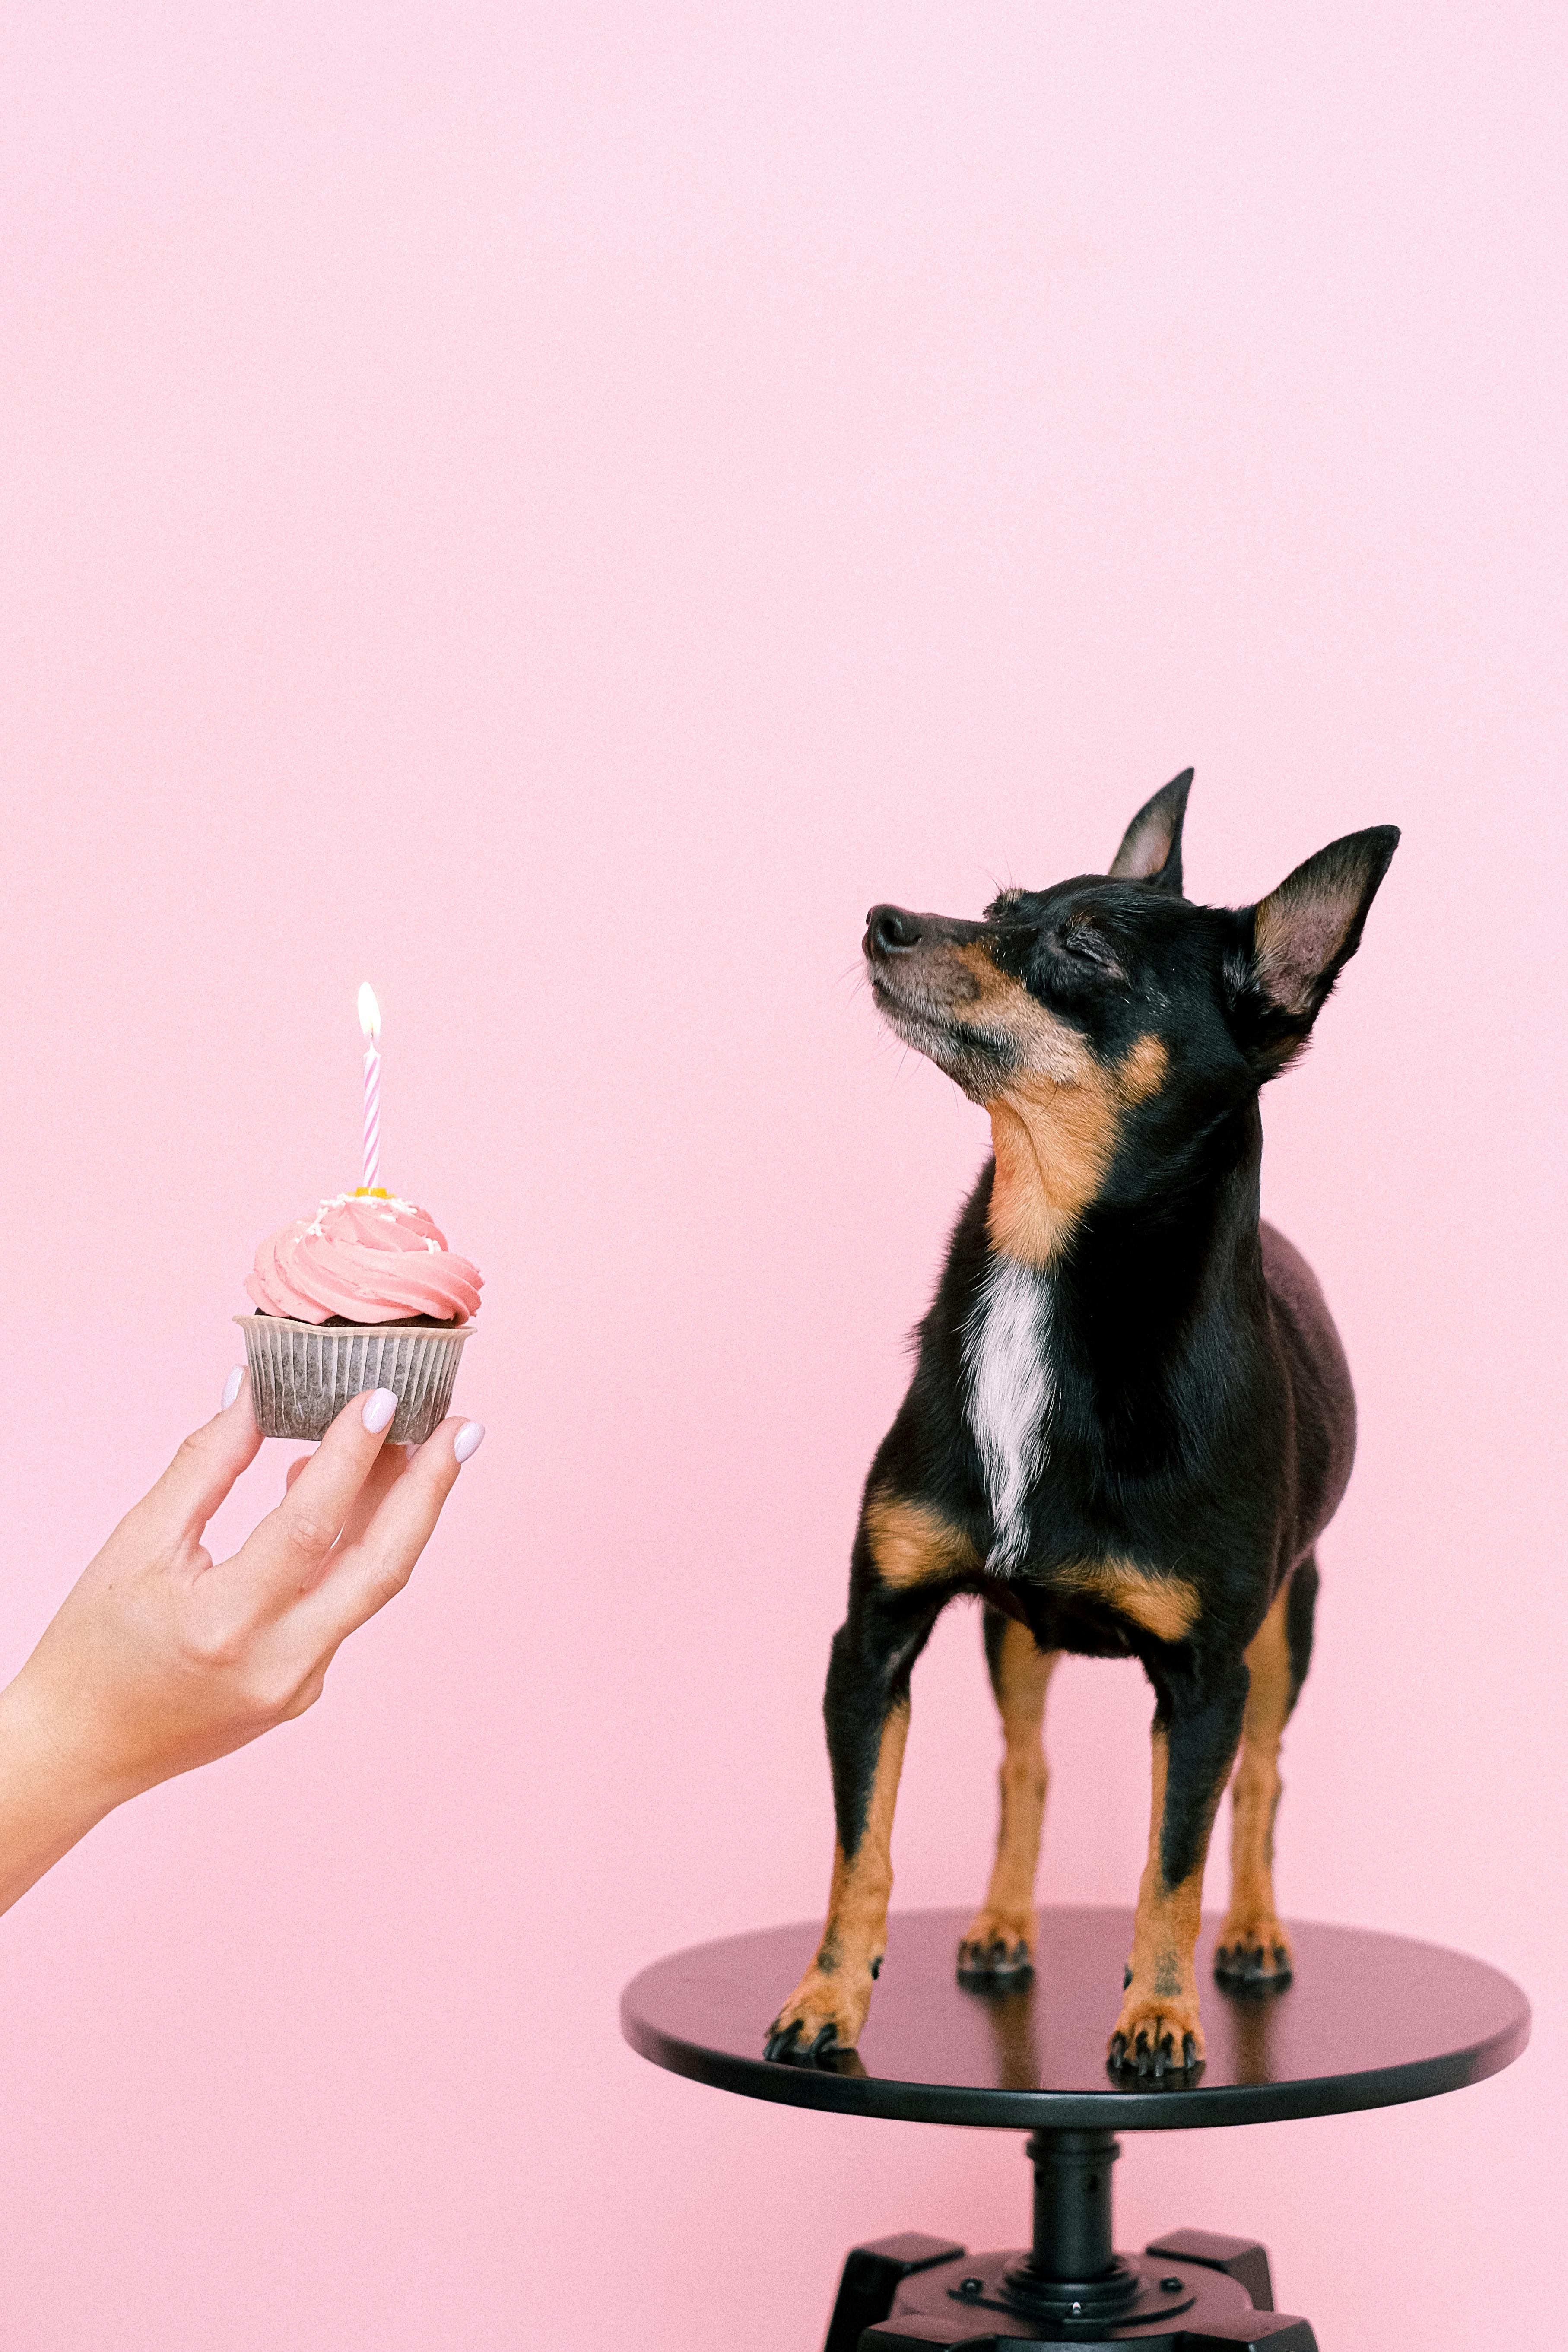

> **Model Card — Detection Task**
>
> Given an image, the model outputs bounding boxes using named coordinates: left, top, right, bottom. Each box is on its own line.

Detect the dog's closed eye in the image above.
left=1055, top=920, right=1124, bottom=979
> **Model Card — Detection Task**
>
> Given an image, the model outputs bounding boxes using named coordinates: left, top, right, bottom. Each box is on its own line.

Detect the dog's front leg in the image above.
left=764, top=1581, right=941, bottom=2062
left=1109, top=1655, right=1248, bottom=2077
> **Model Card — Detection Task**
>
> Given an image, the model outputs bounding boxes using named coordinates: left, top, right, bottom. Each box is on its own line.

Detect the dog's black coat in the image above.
left=837, top=1176, right=1352, bottom=1884
left=766, top=773, right=1397, bottom=2072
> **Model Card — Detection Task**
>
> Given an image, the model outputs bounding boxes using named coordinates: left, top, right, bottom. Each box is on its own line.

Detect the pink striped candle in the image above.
left=357, top=981, right=383, bottom=1193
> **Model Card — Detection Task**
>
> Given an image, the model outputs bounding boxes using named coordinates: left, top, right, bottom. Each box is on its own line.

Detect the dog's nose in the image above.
left=866, top=904, right=921, bottom=959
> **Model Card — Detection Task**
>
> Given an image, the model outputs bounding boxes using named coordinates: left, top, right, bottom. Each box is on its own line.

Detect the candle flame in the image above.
left=357, top=982, right=382, bottom=1044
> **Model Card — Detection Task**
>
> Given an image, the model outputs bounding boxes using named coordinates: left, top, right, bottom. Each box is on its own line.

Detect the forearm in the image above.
left=0, top=1678, right=118, bottom=1920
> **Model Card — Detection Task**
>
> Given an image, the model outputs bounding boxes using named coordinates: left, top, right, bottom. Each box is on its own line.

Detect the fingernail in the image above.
left=453, top=1420, right=486, bottom=1463
left=362, top=1389, right=400, bottom=1434
left=221, top=1366, right=245, bottom=1410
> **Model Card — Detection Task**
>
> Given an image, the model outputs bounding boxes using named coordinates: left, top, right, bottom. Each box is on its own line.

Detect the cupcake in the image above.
left=237, top=1190, right=482, bottom=1443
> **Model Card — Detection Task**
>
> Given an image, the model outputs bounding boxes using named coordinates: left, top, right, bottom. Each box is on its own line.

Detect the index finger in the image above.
left=136, top=1371, right=262, bottom=1546
left=226, top=1387, right=401, bottom=1608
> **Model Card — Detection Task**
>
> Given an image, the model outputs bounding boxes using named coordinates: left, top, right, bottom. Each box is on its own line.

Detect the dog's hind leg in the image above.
left=1215, top=1554, right=1318, bottom=1985
left=957, top=1609, right=1057, bottom=1981
left=1109, top=1653, right=1249, bottom=2074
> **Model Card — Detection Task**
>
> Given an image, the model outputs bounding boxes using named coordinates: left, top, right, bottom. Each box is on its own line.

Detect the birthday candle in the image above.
left=358, top=982, right=382, bottom=1193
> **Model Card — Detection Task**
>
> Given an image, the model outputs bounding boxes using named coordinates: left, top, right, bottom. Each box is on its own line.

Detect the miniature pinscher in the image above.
left=765, top=773, right=1397, bottom=2077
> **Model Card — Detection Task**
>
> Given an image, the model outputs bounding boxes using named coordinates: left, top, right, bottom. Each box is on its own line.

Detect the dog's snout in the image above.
left=866, top=904, right=921, bottom=960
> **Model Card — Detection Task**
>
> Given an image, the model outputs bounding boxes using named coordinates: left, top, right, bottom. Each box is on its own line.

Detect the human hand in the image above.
left=0, top=1373, right=483, bottom=1913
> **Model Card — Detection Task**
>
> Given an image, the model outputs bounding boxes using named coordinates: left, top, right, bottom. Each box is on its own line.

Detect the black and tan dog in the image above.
left=764, top=774, right=1397, bottom=2077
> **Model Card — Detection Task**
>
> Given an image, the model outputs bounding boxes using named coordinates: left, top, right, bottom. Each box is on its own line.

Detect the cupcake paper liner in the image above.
left=235, top=1314, right=474, bottom=1444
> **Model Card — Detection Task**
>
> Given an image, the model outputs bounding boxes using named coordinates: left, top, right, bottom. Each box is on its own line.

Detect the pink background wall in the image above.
left=1, top=6, right=1563, bottom=2345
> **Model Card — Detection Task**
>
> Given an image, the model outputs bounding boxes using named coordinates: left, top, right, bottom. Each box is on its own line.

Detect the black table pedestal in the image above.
left=828, top=2130, right=1310, bottom=2348
left=621, top=1907, right=1529, bottom=2352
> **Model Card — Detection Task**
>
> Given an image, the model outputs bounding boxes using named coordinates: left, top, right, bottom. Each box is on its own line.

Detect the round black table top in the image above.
left=621, top=1905, right=1530, bottom=2133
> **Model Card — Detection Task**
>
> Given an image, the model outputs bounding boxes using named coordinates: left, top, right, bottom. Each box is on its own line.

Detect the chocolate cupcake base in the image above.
left=235, top=1314, right=474, bottom=1444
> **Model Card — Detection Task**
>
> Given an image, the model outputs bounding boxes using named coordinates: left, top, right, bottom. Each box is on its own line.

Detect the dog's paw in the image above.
left=1214, top=1911, right=1294, bottom=1987
left=763, top=1965, right=873, bottom=2066
left=1107, top=1987, right=1205, bottom=2079
left=956, top=1908, right=1035, bottom=1983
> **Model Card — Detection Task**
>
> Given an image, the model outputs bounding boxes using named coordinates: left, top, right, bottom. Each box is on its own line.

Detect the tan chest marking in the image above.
left=863, top=1490, right=981, bottom=1591
left=1051, top=1558, right=1200, bottom=1643
left=945, top=951, right=1167, bottom=1269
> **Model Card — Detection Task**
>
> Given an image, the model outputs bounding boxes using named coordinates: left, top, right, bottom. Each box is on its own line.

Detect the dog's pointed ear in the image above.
left=1108, top=769, right=1193, bottom=894
left=1230, top=825, right=1400, bottom=1071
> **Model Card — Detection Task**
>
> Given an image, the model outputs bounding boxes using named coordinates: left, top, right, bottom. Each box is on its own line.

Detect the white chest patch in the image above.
left=962, top=1258, right=1054, bottom=1572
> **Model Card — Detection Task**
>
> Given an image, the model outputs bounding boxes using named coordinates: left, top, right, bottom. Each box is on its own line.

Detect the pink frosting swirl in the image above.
left=245, top=1193, right=483, bottom=1325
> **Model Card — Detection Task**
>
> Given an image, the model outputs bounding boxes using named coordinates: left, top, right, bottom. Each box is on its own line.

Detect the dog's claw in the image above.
left=1110, top=2016, right=1202, bottom=2078
left=957, top=1930, right=1034, bottom=1984
left=764, top=2015, right=843, bottom=2070
left=1215, top=1921, right=1293, bottom=1990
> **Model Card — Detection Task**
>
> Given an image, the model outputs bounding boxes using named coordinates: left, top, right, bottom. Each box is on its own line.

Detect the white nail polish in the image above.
left=221, top=1366, right=244, bottom=1410
left=362, top=1389, right=400, bottom=1434
left=453, top=1421, right=486, bottom=1463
